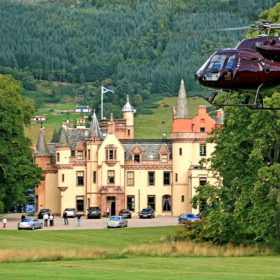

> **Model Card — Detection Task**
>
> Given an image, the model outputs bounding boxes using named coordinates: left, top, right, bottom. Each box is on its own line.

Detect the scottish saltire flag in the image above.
left=102, top=86, right=114, bottom=94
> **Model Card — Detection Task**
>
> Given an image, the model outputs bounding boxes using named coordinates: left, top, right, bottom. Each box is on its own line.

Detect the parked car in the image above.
left=119, top=209, right=131, bottom=219
left=38, top=209, right=51, bottom=219
left=64, top=208, right=77, bottom=218
left=178, top=213, right=201, bottom=224
left=18, top=218, right=43, bottom=230
left=87, top=207, right=101, bottom=219
left=139, top=208, right=155, bottom=219
left=107, top=216, right=128, bottom=228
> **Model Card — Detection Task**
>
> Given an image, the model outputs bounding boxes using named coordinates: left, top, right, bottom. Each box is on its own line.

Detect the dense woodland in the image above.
left=0, top=0, right=278, bottom=117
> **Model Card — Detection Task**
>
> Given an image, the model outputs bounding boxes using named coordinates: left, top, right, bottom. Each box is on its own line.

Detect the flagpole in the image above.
left=101, top=86, right=103, bottom=120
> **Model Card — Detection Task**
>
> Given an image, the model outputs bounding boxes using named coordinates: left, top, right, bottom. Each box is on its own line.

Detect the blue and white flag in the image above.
left=102, top=86, right=114, bottom=94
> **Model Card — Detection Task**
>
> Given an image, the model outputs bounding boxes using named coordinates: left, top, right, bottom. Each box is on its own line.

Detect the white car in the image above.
left=64, top=208, right=77, bottom=218
left=107, top=216, right=128, bottom=228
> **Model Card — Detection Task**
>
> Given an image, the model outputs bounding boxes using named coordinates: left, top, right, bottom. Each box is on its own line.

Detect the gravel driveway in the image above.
left=1, top=213, right=179, bottom=230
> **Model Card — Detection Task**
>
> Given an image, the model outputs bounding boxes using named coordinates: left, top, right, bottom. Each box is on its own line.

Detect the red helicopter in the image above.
left=195, top=21, right=280, bottom=109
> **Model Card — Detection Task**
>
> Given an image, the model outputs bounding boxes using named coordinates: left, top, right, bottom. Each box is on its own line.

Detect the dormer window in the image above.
left=77, top=151, right=83, bottom=160
left=134, top=154, right=140, bottom=163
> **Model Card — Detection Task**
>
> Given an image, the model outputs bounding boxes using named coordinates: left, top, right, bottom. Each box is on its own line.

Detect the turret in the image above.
left=56, top=126, right=71, bottom=164
left=122, top=95, right=136, bottom=139
left=172, top=79, right=192, bottom=132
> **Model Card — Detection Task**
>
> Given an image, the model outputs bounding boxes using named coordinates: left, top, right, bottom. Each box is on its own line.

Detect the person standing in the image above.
left=21, top=213, right=26, bottom=222
left=63, top=211, right=69, bottom=225
left=77, top=213, right=81, bottom=227
left=106, top=207, right=110, bottom=218
left=2, top=218, right=7, bottom=229
left=49, top=213, right=54, bottom=226
left=43, top=212, right=49, bottom=227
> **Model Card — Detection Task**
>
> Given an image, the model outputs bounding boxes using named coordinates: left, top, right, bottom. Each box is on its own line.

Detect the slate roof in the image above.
left=36, top=129, right=50, bottom=156
left=122, top=95, right=136, bottom=113
left=122, top=142, right=172, bottom=161
left=58, top=127, right=70, bottom=147
left=67, top=129, right=87, bottom=150
left=174, top=79, right=189, bottom=119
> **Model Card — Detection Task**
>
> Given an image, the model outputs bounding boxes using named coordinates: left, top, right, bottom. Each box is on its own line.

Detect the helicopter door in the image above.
left=204, top=54, right=227, bottom=81
left=223, top=55, right=236, bottom=81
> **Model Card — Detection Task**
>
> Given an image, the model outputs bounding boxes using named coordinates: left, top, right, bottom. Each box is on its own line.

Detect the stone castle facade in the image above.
left=34, top=80, right=223, bottom=216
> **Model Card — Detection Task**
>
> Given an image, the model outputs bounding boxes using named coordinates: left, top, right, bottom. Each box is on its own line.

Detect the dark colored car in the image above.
left=119, top=209, right=131, bottom=219
left=178, top=213, right=201, bottom=224
left=38, top=209, right=51, bottom=219
left=139, top=208, right=154, bottom=219
left=87, top=207, right=101, bottom=219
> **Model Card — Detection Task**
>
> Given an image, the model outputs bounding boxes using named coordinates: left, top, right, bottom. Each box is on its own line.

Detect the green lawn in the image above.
left=0, top=226, right=175, bottom=252
left=0, top=227, right=279, bottom=279
left=0, top=257, right=279, bottom=280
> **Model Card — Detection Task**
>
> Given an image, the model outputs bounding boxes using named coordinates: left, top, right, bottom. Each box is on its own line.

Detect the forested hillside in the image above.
left=0, top=0, right=278, bottom=117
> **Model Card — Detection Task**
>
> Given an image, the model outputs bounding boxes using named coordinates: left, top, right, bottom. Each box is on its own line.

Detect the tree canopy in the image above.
left=0, top=74, right=43, bottom=211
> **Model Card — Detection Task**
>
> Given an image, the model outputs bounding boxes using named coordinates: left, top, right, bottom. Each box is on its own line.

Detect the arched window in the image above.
left=162, top=195, right=171, bottom=212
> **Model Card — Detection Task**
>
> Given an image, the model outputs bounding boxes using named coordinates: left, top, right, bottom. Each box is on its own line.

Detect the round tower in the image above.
left=122, top=95, right=136, bottom=139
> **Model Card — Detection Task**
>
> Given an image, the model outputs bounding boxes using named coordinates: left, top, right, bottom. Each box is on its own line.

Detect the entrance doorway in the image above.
left=107, top=196, right=116, bottom=216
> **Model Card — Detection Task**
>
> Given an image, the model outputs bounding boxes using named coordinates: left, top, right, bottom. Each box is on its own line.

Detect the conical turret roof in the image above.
left=36, top=128, right=50, bottom=156
left=174, top=79, right=189, bottom=119
left=122, top=95, right=136, bottom=112
left=58, top=126, right=70, bottom=147
left=88, top=110, right=101, bottom=139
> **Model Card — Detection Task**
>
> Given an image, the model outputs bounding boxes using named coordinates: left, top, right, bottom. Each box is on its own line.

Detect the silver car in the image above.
left=64, top=208, right=77, bottom=218
left=107, top=216, right=128, bottom=228
left=18, top=218, right=43, bottom=230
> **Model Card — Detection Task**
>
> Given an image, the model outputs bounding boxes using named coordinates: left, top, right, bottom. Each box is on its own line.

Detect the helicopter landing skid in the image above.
left=204, top=86, right=280, bottom=110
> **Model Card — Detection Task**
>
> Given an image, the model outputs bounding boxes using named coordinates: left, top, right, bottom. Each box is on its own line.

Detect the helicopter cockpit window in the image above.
left=225, top=55, right=235, bottom=69
left=207, top=55, right=227, bottom=71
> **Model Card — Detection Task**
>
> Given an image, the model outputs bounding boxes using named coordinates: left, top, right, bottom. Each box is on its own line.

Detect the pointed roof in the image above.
left=174, top=79, right=189, bottom=119
left=122, top=95, right=136, bottom=112
left=88, top=110, right=102, bottom=139
left=36, top=128, right=50, bottom=156
left=57, top=126, right=70, bottom=147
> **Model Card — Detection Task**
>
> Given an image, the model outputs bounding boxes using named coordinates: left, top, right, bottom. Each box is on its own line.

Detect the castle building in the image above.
left=34, top=80, right=223, bottom=216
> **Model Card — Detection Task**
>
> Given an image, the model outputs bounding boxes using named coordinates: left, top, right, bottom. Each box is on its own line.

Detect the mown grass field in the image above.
left=0, top=226, right=279, bottom=280
left=1, top=256, right=280, bottom=280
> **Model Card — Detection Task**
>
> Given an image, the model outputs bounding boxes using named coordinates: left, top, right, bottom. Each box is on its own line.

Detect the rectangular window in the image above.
left=127, top=171, right=134, bottom=186
left=93, top=171, right=96, bottom=184
left=175, top=173, right=178, bottom=182
left=106, top=150, right=116, bottom=160
left=62, top=174, right=65, bottom=183
left=134, top=154, right=140, bottom=163
left=179, top=148, right=182, bottom=156
left=76, top=196, right=84, bottom=212
left=88, top=149, right=90, bottom=160
left=71, top=150, right=75, bottom=157
left=127, top=196, right=135, bottom=211
left=56, top=152, right=60, bottom=162
left=163, top=172, right=170, bottom=185
left=148, top=171, right=155, bottom=186
left=181, top=195, right=184, bottom=203
left=77, top=171, right=84, bottom=186
left=128, top=129, right=130, bottom=136
left=108, top=170, right=115, bottom=185
left=161, top=154, right=168, bottom=163
left=200, top=144, right=206, bottom=156
left=77, top=151, right=83, bottom=160
left=200, top=127, right=205, bottom=132
left=147, top=195, right=156, bottom=211
left=199, top=178, right=207, bottom=185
